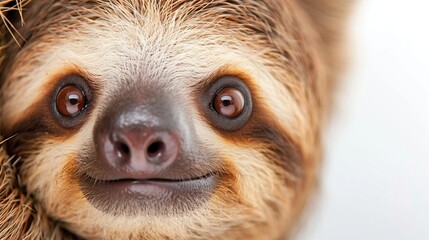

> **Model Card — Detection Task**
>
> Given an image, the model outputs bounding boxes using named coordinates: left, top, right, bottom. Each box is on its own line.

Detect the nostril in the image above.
left=115, top=141, right=130, bottom=158
left=146, top=141, right=165, bottom=158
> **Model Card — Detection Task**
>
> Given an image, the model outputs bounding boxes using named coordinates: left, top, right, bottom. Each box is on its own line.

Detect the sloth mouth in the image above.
left=80, top=172, right=218, bottom=215
left=88, top=172, right=216, bottom=183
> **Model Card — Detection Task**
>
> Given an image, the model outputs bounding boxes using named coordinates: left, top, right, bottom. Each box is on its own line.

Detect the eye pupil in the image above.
left=221, top=96, right=232, bottom=106
left=69, top=95, right=79, bottom=105
left=214, top=87, right=245, bottom=118
left=56, top=85, right=86, bottom=117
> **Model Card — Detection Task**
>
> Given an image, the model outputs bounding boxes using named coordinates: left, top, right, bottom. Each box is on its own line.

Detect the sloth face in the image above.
left=0, top=0, right=338, bottom=239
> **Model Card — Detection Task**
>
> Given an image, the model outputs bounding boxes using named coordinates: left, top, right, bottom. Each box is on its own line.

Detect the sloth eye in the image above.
left=203, top=76, right=253, bottom=131
left=56, top=85, right=86, bottom=116
left=213, top=87, right=244, bottom=118
left=52, top=75, right=92, bottom=128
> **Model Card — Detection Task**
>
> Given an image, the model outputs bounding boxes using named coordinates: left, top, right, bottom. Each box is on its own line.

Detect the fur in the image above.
left=0, top=0, right=353, bottom=239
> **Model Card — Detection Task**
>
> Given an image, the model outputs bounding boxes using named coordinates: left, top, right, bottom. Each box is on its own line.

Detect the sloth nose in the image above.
left=95, top=122, right=181, bottom=178
left=110, top=128, right=179, bottom=167
left=93, top=91, right=183, bottom=179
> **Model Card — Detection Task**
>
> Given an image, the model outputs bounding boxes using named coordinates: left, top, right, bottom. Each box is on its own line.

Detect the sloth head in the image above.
left=0, top=0, right=351, bottom=239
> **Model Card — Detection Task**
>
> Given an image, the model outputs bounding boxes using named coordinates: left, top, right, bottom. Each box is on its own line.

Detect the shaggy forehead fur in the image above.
left=0, top=0, right=351, bottom=239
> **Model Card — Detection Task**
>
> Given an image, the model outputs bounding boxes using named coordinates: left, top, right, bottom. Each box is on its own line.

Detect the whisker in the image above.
left=0, top=133, right=19, bottom=145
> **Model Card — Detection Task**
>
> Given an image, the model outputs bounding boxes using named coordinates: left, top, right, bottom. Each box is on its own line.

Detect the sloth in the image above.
left=0, top=0, right=352, bottom=239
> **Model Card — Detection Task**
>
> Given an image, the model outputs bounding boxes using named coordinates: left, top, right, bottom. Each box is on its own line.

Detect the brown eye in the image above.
left=52, top=75, right=93, bottom=128
left=203, top=76, right=252, bottom=131
left=56, top=85, right=86, bottom=116
left=214, top=87, right=244, bottom=118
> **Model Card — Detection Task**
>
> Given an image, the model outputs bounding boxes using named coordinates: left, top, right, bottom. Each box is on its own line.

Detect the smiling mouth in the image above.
left=80, top=172, right=218, bottom=215
left=93, top=172, right=216, bottom=183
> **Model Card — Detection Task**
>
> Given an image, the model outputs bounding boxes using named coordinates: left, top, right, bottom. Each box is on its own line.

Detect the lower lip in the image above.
left=80, top=175, right=217, bottom=215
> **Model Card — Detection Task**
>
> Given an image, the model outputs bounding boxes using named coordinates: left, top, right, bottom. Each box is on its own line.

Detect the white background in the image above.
left=299, top=0, right=429, bottom=239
